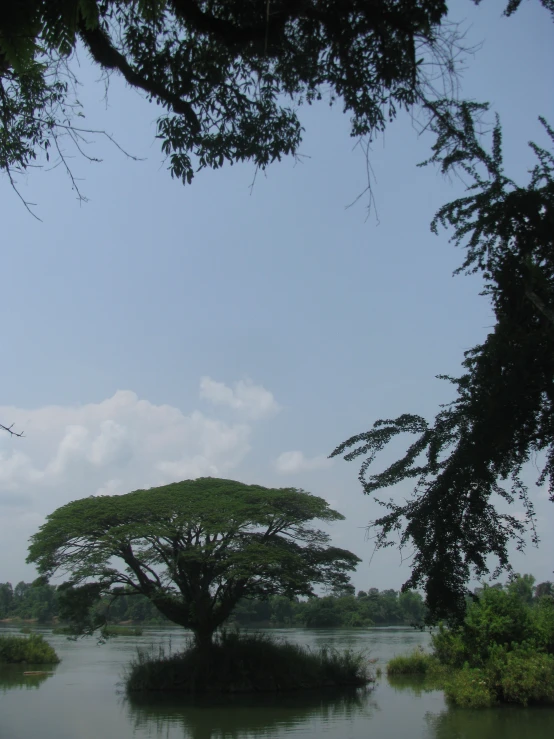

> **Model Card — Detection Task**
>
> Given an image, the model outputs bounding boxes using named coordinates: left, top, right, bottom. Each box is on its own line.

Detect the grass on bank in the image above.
left=387, top=647, right=438, bottom=676
left=0, top=634, right=60, bottom=664
left=125, top=630, right=373, bottom=694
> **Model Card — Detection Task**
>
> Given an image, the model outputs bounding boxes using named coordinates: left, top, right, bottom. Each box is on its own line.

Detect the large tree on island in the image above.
left=27, top=477, right=360, bottom=647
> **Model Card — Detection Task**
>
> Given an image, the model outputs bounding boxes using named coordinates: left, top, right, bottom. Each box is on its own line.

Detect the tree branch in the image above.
left=78, top=23, right=200, bottom=133
left=0, top=422, right=24, bottom=437
left=168, top=0, right=301, bottom=47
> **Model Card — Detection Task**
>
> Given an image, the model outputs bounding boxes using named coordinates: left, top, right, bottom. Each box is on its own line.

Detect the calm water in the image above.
left=1, top=625, right=553, bottom=739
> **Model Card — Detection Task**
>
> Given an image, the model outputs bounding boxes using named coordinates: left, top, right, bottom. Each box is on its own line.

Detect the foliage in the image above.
left=230, top=587, right=427, bottom=627
left=431, top=577, right=554, bottom=668
left=1, top=579, right=427, bottom=628
left=441, top=645, right=554, bottom=708
left=332, top=104, right=554, bottom=622
left=0, top=581, right=59, bottom=622
left=387, top=575, right=554, bottom=706
left=1, top=0, right=472, bottom=204
left=125, top=628, right=371, bottom=693
left=0, top=633, right=60, bottom=664
left=387, top=647, right=437, bottom=676
left=442, top=665, right=496, bottom=708
left=27, top=477, right=360, bottom=647
left=93, top=590, right=167, bottom=624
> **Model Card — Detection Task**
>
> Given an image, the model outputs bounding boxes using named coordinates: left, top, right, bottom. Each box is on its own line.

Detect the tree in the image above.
left=506, top=573, right=536, bottom=606
left=27, top=477, right=360, bottom=648
left=535, top=581, right=554, bottom=599
left=0, top=0, right=474, bottom=210
left=0, top=582, right=13, bottom=618
left=331, top=106, right=554, bottom=622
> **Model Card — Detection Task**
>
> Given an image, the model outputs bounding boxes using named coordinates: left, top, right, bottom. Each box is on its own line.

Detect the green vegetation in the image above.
left=332, top=108, right=554, bottom=622
left=0, top=634, right=60, bottom=664
left=232, top=588, right=427, bottom=628
left=0, top=580, right=59, bottom=623
left=386, top=575, right=554, bottom=707
left=1, top=581, right=426, bottom=629
left=387, top=648, right=437, bottom=676
left=125, top=630, right=372, bottom=694
left=1, top=0, right=470, bottom=204
left=27, top=478, right=360, bottom=648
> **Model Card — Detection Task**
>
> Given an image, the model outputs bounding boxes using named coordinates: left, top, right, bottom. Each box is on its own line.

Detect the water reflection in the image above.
left=0, top=664, right=56, bottom=692
left=386, top=676, right=554, bottom=739
left=427, top=705, right=554, bottom=739
left=386, top=674, right=439, bottom=697
left=126, top=687, right=377, bottom=739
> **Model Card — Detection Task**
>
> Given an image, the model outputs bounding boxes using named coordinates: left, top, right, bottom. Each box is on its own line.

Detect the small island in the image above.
left=26, top=478, right=373, bottom=693
left=0, top=633, right=59, bottom=665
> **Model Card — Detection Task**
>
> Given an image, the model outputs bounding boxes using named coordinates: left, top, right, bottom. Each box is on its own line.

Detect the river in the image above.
left=1, top=625, right=553, bottom=738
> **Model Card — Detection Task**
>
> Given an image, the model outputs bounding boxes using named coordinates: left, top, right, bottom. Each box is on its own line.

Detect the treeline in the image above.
left=4, top=576, right=550, bottom=628
left=0, top=581, right=165, bottom=624
left=231, top=589, right=428, bottom=627
left=0, top=581, right=428, bottom=627
left=0, top=581, right=58, bottom=623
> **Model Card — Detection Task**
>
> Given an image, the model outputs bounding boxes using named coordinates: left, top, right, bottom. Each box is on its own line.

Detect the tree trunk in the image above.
left=193, top=624, right=215, bottom=650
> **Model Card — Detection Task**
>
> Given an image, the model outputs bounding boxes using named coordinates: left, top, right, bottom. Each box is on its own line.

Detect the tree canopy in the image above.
left=331, top=106, right=554, bottom=622
left=0, top=0, right=476, bottom=205
left=27, top=477, right=360, bottom=646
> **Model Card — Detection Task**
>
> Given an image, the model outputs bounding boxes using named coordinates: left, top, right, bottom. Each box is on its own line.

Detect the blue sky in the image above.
left=1, top=0, right=553, bottom=591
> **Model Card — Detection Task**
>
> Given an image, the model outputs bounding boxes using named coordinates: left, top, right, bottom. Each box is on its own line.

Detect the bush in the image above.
left=433, top=587, right=533, bottom=668
left=0, top=634, right=60, bottom=664
left=424, top=577, right=554, bottom=707
left=443, top=666, right=496, bottom=708
left=487, top=645, right=554, bottom=706
left=530, top=597, right=554, bottom=654
left=125, top=629, right=373, bottom=693
left=431, top=624, right=468, bottom=668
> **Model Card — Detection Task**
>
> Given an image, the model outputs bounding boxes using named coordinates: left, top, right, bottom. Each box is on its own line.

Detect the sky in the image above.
left=1, top=0, right=553, bottom=592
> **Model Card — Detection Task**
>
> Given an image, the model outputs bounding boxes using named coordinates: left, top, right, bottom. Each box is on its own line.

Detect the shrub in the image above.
left=487, top=645, right=554, bottom=706
left=431, top=625, right=468, bottom=668
left=456, top=587, right=531, bottom=665
left=0, top=634, right=60, bottom=664
left=125, top=629, right=372, bottom=693
left=530, top=597, right=554, bottom=654
left=443, top=666, right=496, bottom=708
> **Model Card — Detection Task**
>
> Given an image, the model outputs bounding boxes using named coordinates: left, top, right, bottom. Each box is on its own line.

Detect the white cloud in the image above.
left=199, top=377, right=280, bottom=420
left=0, top=379, right=278, bottom=581
left=274, top=450, right=333, bottom=475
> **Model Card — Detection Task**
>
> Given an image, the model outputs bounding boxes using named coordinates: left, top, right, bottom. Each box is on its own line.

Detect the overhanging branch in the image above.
left=78, top=23, right=200, bottom=133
